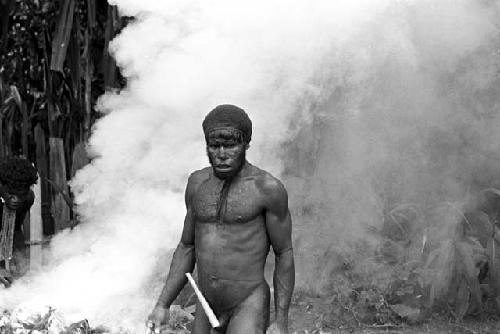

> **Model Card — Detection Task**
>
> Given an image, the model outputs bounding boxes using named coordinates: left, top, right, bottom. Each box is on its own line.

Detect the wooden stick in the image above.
left=185, top=273, right=220, bottom=328
left=35, top=125, right=51, bottom=234
left=145, top=321, right=154, bottom=334
left=29, top=176, right=43, bottom=271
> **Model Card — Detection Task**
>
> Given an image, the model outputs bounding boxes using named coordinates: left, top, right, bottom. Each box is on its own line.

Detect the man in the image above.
left=148, top=105, right=295, bottom=333
left=0, top=157, right=37, bottom=287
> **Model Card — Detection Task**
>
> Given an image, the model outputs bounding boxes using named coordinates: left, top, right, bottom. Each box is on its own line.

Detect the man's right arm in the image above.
left=148, top=174, right=198, bottom=327
left=154, top=208, right=196, bottom=308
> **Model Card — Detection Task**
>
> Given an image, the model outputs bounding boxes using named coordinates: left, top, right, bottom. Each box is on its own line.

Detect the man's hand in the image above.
left=0, top=268, right=13, bottom=288
left=4, top=194, right=23, bottom=211
left=267, top=322, right=288, bottom=334
left=147, top=305, right=170, bottom=333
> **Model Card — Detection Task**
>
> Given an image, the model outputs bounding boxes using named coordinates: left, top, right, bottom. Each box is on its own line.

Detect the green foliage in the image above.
left=0, top=0, right=128, bottom=232
left=0, top=0, right=126, bottom=162
left=323, top=194, right=500, bottom=326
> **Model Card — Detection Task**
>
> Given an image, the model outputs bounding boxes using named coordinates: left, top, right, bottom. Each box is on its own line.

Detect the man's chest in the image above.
left=191, top=179, right=263, bottom=224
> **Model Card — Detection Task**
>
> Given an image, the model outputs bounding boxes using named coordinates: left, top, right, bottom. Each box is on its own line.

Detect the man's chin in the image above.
left=213, top=167, right=237, bottom=180
left=214, top=170, right=234, bottom=180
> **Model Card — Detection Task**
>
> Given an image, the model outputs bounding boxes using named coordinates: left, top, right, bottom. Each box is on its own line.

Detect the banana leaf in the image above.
left=426, top=239, right=455, bottom=307
left=455, top=238, right=484, bottom=318
left=425, top=237, right=485, bottom=317
left=453, top=278, right=470, bottom=320
left=87, top=0, right=96, bottom=29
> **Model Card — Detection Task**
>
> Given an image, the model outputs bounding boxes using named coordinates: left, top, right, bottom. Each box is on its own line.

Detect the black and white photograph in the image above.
left=1, top=1, right=500, bottom=333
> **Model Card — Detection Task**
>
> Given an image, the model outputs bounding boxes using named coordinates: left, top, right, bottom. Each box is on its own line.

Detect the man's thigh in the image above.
left=192, top=301, right=212, bottom=334
left=225, top=282, right=270, bottom=334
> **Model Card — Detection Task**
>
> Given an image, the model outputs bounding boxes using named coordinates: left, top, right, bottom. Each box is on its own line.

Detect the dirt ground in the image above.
left=285, top=295, right=500, bottom=334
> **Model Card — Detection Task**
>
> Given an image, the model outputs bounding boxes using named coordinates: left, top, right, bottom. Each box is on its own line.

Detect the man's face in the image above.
left=3, top=183, right=30, bottom=198
left=0, top=183, right=31, bottom=210
left=206, top=128, right=248, bottom=180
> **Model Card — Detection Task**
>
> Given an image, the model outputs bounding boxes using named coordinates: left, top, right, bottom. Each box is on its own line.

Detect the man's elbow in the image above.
left=178, top=241, right=194, bottom=250
left=274, top=246, right=294, bottom=259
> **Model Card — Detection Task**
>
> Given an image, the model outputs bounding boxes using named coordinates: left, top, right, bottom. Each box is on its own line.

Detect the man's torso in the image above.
left=190, top=165, right=271, bottom=310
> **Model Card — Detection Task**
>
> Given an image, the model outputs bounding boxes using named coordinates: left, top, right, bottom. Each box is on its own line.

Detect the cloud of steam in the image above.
left=2, top=0, right=500, bottom=331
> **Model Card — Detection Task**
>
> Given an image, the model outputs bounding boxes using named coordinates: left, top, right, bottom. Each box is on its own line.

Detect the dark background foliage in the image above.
left=0, top=0, right=128, bottom=234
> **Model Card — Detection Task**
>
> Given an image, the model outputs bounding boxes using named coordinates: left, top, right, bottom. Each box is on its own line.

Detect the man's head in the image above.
left=0, top=157, right=37, bottom=196
left=203, top=104, right=252, bottom=180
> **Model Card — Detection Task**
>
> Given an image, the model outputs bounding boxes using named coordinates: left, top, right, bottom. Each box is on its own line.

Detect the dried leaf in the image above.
left=71, top=142, right=90, bottom=177
left=83, top=30, right=92, bottom=136
left=67, top=15, right=81, bottom=99
left=46, top=178, right=73, bottom=209
left=50, top=0, right=76, bottom=72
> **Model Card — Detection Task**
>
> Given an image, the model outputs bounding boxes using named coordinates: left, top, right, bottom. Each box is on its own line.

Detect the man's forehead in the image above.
left=207, top=127, right=244, bottom=140
left=4, top=184, right=31, bottom=194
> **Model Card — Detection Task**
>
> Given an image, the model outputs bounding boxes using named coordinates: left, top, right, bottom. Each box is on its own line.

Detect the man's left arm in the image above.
left=264, top=178, right=295, bottom=333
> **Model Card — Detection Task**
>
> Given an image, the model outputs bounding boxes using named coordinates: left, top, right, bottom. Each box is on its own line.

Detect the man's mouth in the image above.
left=215, top=164, right=232, bottom=170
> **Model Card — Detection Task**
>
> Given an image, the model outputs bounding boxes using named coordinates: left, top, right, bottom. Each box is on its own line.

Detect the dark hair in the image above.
left=0, top=157, right=38, bottom=189
left=202, top=104, right=252, bottom=143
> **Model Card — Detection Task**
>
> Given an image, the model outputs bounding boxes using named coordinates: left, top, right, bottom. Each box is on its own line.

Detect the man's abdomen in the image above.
left=195, top=218, right=270, bottom=310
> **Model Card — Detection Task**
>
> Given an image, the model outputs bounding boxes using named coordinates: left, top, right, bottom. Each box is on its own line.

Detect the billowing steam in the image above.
left=2, top=0, right=500, bottom=332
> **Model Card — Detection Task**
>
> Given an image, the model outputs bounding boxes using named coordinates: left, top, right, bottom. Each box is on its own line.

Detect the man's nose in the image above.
left=216, top=146, right=228, bottom=158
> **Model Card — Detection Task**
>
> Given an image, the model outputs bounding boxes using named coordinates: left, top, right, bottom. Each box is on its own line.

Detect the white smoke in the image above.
left=1, top=0, right=500, bottom=332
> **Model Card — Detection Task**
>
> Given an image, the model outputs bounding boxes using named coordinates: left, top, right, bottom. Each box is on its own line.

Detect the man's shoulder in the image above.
left=245, top=166, right=288, bottom=216
left=186, top=167, right=211, bottom=191
left=184, top=168, right=211, bottom=200
left=246, top=165, right=287, bottom=199
left=188, top=167, right=212, bottom=183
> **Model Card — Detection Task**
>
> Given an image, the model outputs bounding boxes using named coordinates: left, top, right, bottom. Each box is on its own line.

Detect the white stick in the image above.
left=185, top=273, right=220, bottom=328
left=29, top=176, right=43, bottom=271
left=145, top=321, right=154, bottom=334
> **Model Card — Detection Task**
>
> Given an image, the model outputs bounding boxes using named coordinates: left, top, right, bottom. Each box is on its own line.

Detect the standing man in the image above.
left=148, top=105, right=295, bottom=333
left=0, top=157, right=37, bottom=287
